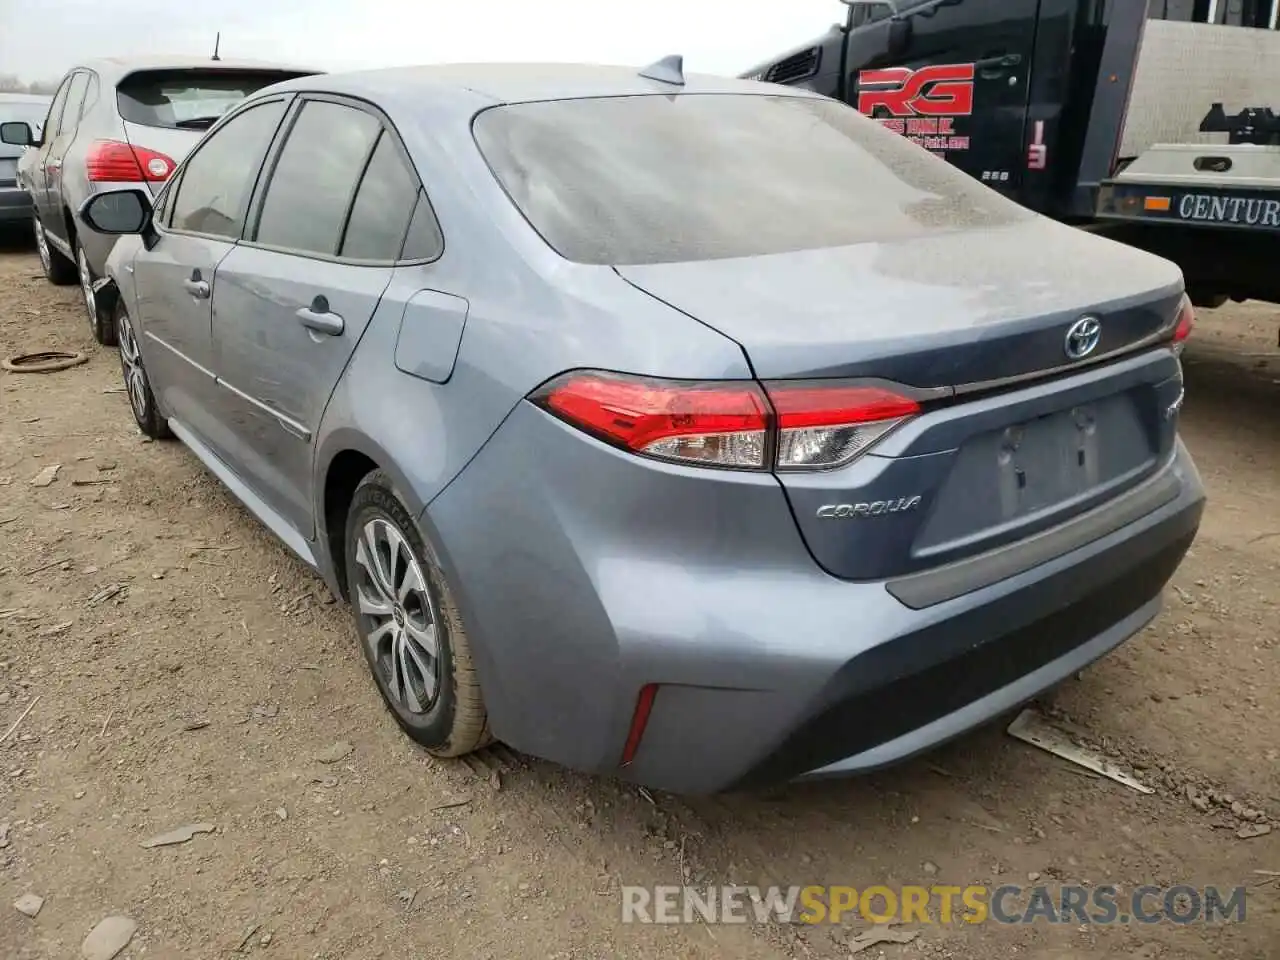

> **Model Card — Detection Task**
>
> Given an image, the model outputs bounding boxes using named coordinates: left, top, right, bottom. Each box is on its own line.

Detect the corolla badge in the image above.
left=1064, top=316, right=1103, bottom=360
left=817, top=497, right=923, bottom=519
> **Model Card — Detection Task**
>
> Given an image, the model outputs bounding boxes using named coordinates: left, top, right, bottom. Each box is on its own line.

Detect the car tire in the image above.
left=34, top=218, right=76, bottom=286
left=77, top=240, right=116, bottom=345
left=344, top=470, right=491, bottom=758
left=115, top=299, right=172, bottom=440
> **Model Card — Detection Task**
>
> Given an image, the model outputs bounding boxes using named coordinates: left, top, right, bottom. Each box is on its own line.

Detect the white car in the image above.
left=0, top=93, right=50, bottom=228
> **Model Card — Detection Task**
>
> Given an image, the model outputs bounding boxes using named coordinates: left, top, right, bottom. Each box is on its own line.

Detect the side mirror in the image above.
left=0, top=122, right=34, bottom=147
left=79, top=189, right=152, bottom=235
left=888, top=17, right=912, bottom=55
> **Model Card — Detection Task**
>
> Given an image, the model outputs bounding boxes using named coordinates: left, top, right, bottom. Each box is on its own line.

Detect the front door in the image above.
left=209, top=97, right=423, bottom=538
left=848, top=0, right=1042, bottom=197
left=42, top=70, right=89, bottom=250
left=31, top=75, right=72, bottom=227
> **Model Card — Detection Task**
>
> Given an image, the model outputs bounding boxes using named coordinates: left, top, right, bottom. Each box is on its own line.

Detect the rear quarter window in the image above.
left=472, top=93, right=1032, bottom=266
left=116, top=69, right=313, bottom=130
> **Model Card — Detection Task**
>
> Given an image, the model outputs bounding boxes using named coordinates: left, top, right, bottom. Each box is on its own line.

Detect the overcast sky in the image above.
left=0, top=0, right=843, bottom=82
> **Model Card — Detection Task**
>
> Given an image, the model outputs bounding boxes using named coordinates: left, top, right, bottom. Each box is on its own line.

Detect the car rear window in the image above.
left=472, top=93, right=1032, bottom=266
left=116, top=69, right=312, bottom=130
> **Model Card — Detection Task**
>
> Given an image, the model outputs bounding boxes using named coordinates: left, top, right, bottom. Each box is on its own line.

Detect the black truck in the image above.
left=740, top=0, right=1149, bottom=223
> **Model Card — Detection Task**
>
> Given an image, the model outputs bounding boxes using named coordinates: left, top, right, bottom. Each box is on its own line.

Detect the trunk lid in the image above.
left=617, top=218, right=1187, bottom=582
left=614, top=218, right=1181, bottom=386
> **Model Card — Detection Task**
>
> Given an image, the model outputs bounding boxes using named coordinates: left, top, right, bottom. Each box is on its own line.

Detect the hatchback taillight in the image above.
left=1172, top=295, right=1195, bottom=352
left=532, top=371, right=919, bottom=471
left=85, top=140, right=176, bottom=183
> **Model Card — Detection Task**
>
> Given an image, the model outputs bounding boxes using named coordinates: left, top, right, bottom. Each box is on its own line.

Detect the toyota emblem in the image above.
left=1064, top=316, right=1102, bottom=361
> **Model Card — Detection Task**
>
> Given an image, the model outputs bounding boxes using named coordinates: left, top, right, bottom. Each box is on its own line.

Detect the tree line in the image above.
left=0, top=75, right=60, bottom=95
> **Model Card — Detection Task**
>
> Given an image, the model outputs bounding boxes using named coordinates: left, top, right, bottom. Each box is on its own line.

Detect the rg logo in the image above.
left=857, top=64, right=976, bottom=118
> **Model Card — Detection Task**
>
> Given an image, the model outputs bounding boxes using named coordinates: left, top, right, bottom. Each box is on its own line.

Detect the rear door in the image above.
left=131, top=96, right=290, bottom=443
left=209, top=96, right=424, bottom=537
left=853, top=0, right=1041, bottom=196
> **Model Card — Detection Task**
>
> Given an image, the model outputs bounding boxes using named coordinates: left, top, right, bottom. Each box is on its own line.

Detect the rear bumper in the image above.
left=425, top=402, right=1204, bottom=795
left=0, top=186, right=33, bottom=222
left=743, top=495, right=1196, bottom=787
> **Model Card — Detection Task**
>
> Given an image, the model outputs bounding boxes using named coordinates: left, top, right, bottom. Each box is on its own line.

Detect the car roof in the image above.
left=262, top=61, right=805, bottom=110
left=75, top=55, right=320, bottom=82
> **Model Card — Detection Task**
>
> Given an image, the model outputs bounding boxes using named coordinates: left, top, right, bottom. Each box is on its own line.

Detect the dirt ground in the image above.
left=0, top=230, right=1277, bottom=960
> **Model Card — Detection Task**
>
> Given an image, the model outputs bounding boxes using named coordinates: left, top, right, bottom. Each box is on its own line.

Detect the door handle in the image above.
left=296, top=306, right=344, bottom=336
left=976, top=53, right=1023, bottom=79
left=976, top=53, right=1022, bottom=69
left=183, top=279, right=210, bottom=299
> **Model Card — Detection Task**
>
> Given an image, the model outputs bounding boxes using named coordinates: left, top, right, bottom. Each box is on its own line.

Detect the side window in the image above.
left=254, top=100, right=380, bottom=256
left=42, top=77, right=72, bottom=142
left=851, top=2, right=894, bottom=26
left=58, top=72, right=90, bottom=136
left=171, top=99, right=288, bottom=239
left=400, top=192, right=445, bottom=261
left=339, top=132, right=421, bottom=261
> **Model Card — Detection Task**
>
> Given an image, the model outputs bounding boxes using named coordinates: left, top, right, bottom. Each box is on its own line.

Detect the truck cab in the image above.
left=742, top=0, right=1148, bottom=223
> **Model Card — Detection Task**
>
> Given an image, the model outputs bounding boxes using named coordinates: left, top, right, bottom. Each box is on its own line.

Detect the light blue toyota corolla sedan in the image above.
left=81, top=60, right=1204, bottom=794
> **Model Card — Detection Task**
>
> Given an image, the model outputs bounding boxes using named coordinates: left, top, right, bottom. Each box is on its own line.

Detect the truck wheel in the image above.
left=34, top=219, right=76, bottom=286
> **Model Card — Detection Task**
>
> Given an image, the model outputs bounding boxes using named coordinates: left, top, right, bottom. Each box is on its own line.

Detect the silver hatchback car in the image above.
left=0, top=56, right=316, bottom=343
left=81, top=62, right=1205, bottom=794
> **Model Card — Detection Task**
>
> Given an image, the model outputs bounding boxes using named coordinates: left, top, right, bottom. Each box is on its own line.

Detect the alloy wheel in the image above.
left=353, top=517, right=442, bottom=715
left=33, top=220, right=51, bottom=275
left=77, top=245, right=96, bottom=326
left=116, top=308, right=148, bottom=422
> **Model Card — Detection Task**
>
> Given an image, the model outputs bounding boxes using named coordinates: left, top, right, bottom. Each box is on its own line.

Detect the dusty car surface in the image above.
left=80, top=61, right=1205, bottom=794
left=0, top=56, right=317, bottom=342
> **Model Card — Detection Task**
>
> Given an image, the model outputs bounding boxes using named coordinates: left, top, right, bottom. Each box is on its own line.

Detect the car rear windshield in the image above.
left=472, top=93, right=1033, bottom=266
left=116, top=69, right=311, bottom=130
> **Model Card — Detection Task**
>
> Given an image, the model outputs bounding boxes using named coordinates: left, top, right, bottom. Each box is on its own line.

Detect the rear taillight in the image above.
left=1172, top=295, right=1195, bottom=351
left=767, top=384, right=919, bottom=471
left=85, top=140, right=176, bottom=183
left=532, top=371, right=919, bottom=472
left=536, top=372, right=769, bottom=468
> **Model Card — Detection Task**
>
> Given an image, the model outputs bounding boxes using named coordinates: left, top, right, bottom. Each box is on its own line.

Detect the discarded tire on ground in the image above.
left=2, top=350, right=89, bottom=373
